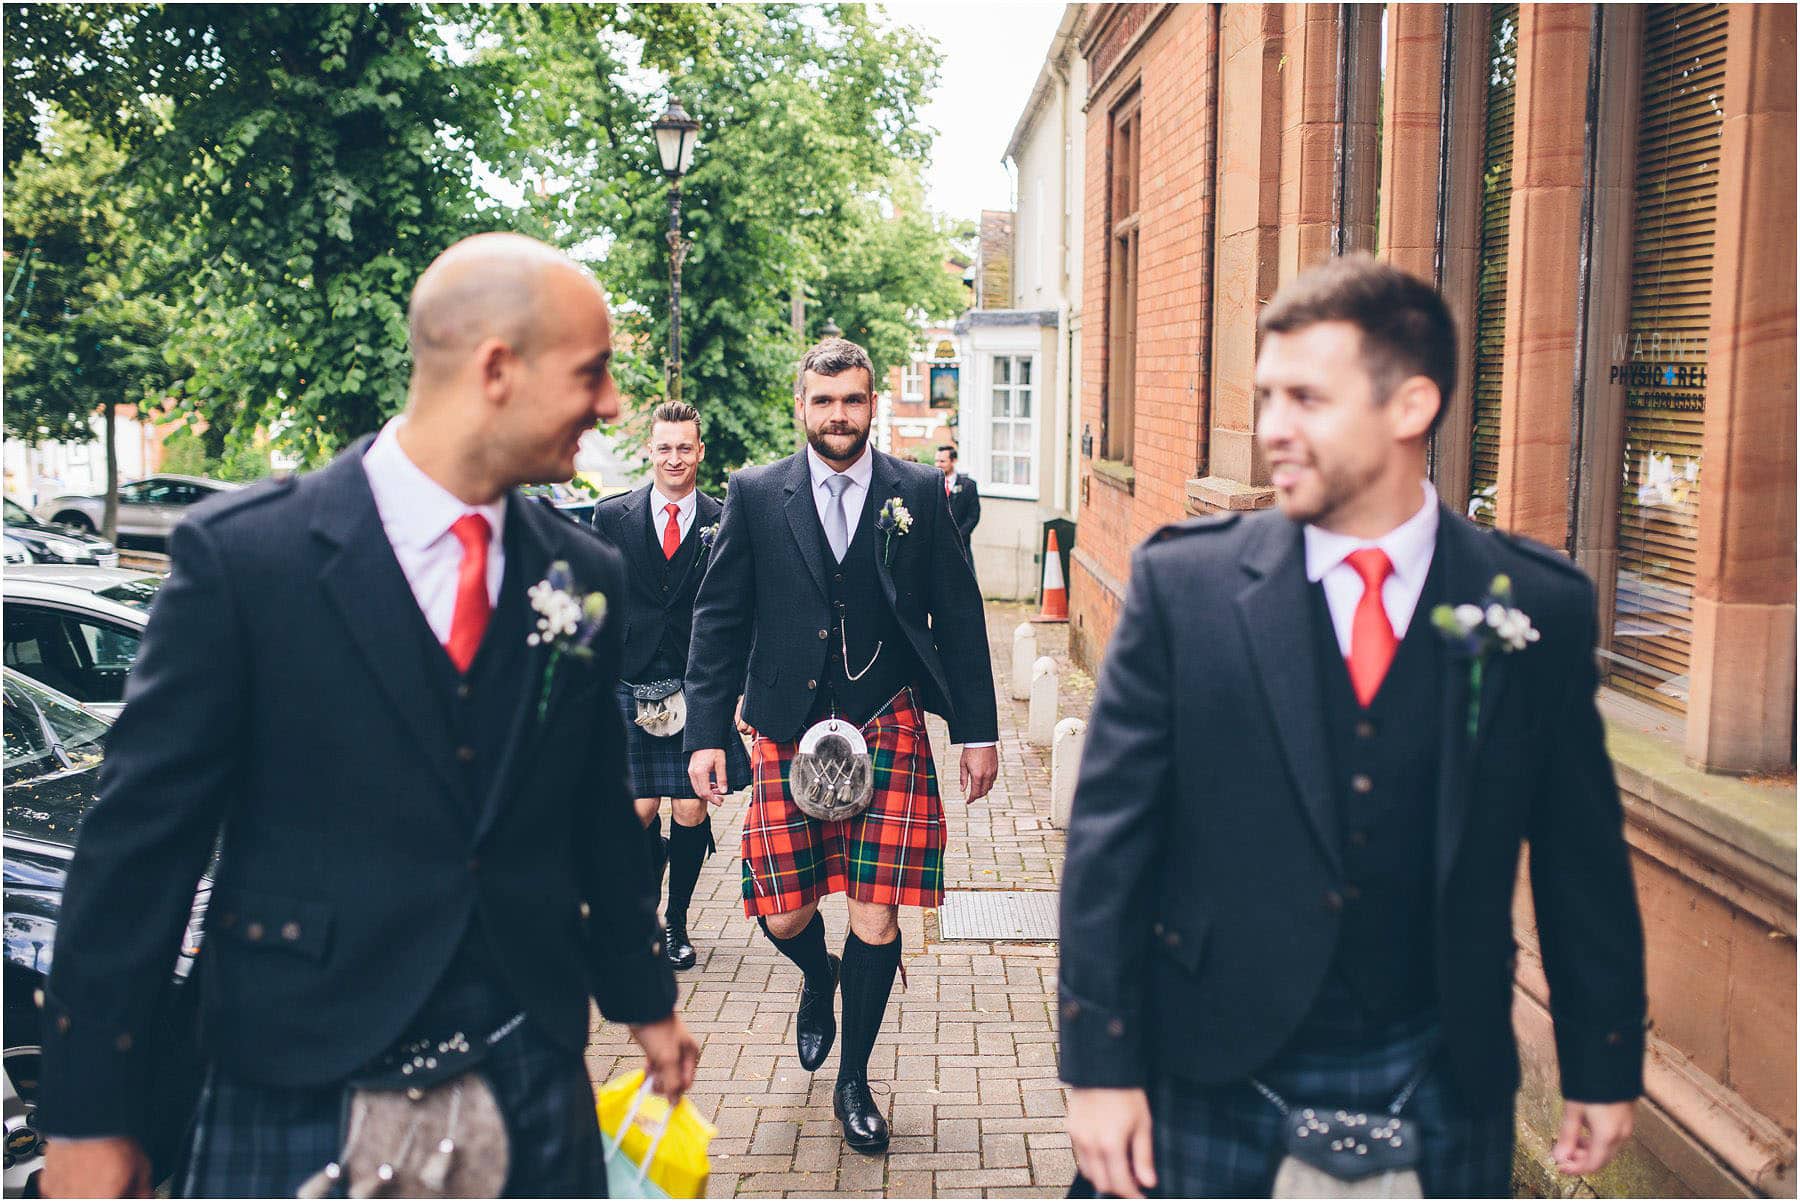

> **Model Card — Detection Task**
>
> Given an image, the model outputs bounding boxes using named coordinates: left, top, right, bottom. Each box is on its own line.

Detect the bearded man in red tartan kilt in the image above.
left=686, top=339, right=1000, bottom=1154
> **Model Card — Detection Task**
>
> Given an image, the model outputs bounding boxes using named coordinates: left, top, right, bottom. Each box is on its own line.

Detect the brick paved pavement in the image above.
left=585, top=603, right=1096, bottom=1197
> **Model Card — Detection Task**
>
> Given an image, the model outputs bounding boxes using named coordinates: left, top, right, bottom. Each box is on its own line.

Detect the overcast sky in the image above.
left=889, top=2, right=1069, bottom=224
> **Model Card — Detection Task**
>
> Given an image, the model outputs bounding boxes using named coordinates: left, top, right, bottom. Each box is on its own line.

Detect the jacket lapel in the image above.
left=1432, top=508, right=1512, bottom=891
left=1234, top=517, right=1342, bottom=876
left=866, top=451, right=902, bottom=609
left=474, top=497, right=563, bottom=842
left=310, top=441, right=463, bottom=813
left=782, top=452, right=831, bottom=600
left=617, top=484, right=658, bottom=584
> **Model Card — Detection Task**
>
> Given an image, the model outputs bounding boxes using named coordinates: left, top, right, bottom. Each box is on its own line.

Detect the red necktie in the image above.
left=662, top=503, right=682, bottom=560
left=945, top=476, right=952, bottom=496
left=445, top=513, right=491, bottom=674
left=1344, top=547, right=1398, bottom=707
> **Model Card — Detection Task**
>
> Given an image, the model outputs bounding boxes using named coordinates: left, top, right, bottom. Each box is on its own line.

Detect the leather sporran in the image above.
left=296, top=1075, right=509, bottom=1199
left=629, top=678, right=687, bottom=738
left=789, top=716, right=875, bottom=822
left=1252, top=1065, right=1428, bottom=1199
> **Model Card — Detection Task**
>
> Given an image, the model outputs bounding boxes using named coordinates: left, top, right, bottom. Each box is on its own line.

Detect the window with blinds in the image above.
left=1467, top=4, right=1517, bottom=526
left=1606, top=3, right=1726, bottom=712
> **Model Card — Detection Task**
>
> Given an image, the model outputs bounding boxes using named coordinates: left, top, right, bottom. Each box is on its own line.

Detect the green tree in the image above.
left=5, top=4, right=517, bottom=464
left=3, top=112, right=178, bottom=538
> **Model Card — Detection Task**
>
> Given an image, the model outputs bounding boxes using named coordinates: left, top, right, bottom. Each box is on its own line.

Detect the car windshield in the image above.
left=3, top=672, right=110, bottom=784
left=95, top=576, right=164, bottom=611
left=4, top=498, right=32, bottom=524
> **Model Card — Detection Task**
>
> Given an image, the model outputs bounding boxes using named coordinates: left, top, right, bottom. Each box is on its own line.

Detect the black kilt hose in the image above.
left=615, top=683, right=751, bottom=799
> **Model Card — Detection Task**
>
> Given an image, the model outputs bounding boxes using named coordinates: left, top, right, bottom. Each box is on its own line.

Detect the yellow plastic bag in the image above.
left=596, top=1069, right=716, bottom=1199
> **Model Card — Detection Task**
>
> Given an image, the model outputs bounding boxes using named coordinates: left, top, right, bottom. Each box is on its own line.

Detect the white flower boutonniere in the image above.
left=874, top=497, right=912, bottom=564
left=697, top=523, right=719, bottom=552
left=527, top=560, right=608, bottom=719
left=1431, top=573, right=1539, bottom=739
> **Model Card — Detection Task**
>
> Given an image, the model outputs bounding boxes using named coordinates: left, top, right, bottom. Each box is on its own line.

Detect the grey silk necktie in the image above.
left=823, top=474, right=853, bottom=562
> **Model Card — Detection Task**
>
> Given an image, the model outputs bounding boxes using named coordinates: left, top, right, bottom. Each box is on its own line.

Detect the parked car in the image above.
left=2, top=569, right=161, bottom=718
left=3, top=669, right=207, bottom=1197
left=519, top=481, right=600, bottom=528
left=32, top=475, right=240, bottom=551
left=2, top=500, right=118, bottom=569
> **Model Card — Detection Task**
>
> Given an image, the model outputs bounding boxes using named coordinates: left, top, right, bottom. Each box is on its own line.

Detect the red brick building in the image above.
left=1070, top=4, right=1794, bottom=1194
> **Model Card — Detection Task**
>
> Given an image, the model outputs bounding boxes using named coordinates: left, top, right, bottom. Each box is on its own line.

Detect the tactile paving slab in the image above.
left=937, top=890, right=1060, bottom=941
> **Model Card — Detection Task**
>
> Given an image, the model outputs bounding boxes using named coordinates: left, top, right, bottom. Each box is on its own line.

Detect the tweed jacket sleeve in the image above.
left=683, top=469, right=756, bottom=754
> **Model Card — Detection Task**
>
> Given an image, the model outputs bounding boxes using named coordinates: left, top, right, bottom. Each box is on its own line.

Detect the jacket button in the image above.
left=467, top=858, right=481, bottom=873
left=1062, top=1001, right=1080, bottom=1020
left=33, top=990, right=44, bottom=1010
left=456, top=746, right=476, bottom=764
left=1151, top=922, right=1165, bottom=937
left=1165, top=931, right=1181, bottom=948
left=1350, top=774, right=1373, bottom=795
left=282, top=922, right=302, bottom=942
left=819, top=629, right=829, bottom=640
left=579, top=902, right=591, bottom=919
left=1355, top=721, right=1376, bottom=739
left=218, top=912, right=237, bottom=929
left=807, top=679, right=817, bottom=690
left=1349, top=830, right=1369, bottom=848
left=1605, top=1031, right=1623, bottom=1046
left=1342, top=885, right=1362, bottom=902
left=56, top=1015, right=70, bottom=1034
left=457, top=683, right=472, bottom=701
left=1107, top=1018, right=1125, bottom=1038
left=246, top=922, right=265, bottom=941
left=1324, top=891, right=1344, bottom=912
left=115, top=1033, right=133, bottom=1052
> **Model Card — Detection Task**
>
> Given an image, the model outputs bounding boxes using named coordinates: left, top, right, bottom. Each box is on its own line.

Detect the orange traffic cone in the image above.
left=1033, top=530, right=1069, bottom=623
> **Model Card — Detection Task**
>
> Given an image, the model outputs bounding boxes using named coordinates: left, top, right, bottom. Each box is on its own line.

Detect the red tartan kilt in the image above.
left=741, top=690, right=946, bottom=916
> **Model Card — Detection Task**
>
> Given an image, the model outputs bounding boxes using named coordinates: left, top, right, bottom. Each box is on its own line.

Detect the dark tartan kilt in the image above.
left=1146, top=1018, right=1515, bottom=1199
left=178, top=1018, right=607, bottom=1198
left=741, top=689, right=945, bottom=916
left=615, top=683, right=751, bottom=799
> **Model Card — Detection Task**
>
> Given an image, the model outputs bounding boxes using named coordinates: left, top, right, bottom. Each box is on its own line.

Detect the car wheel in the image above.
left=3, top=1044, right=44, bottom=1198
left=50, top=513, right=93, bottom=534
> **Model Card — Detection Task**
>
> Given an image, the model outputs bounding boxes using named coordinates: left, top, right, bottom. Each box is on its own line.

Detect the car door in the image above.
left=1, top=604, right=141, bottom=717
left=112, top=480, right=163, bottom=542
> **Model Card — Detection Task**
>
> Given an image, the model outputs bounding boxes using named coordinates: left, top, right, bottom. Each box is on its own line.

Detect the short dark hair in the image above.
left=794, top=338, right=875, bottom=400
left=650, top=400, right=701, bottom=438
left=1258, top=254, right=1456, bottom=434
left=936, top=445, right=957, bottom=460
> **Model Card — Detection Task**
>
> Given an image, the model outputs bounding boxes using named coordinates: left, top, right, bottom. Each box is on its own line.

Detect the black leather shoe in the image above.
left=833, top=1076, right=890, bottom=1154
left=796, top=954, right=840, bottom=1072
left=664, top=922, right=696, bottom=970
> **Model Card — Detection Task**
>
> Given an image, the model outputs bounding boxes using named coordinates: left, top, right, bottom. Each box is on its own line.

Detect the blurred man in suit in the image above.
left=935, top=444, right=981, bottom=550
left=40, top=233, right=698, bottom=1198
left=1059, top=256, right=1644, bottom=1197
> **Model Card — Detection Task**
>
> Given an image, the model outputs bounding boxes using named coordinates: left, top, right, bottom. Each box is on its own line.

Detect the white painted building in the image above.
left=954, top=5, right=1088, bottom=600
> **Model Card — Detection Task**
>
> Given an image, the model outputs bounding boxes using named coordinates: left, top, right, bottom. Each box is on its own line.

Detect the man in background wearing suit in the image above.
left=685, top=339, right=999, bottom=1155
left=935, top=444, right=981, bottom=550
left=591, top=400, right=750, bottom=972
left=1060, top=256, right=1645, bottom=1197
left=39, top=233, right=698, bottom=1198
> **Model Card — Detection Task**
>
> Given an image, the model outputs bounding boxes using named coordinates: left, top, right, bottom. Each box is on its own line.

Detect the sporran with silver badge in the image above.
left=789, top=615, right=881, bottom=822
left=627, top=677, right=687, bottom=738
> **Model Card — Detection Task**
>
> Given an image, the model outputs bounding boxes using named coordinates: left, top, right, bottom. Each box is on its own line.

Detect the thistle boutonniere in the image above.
left=949, top=481, right=963, bottom=496
left=526, top=560, right=609, bottom=720
left=697, top=523, right=719, bottom=553
left=1431, top=573, right=1540, bottom=739
left=874, top=496, right=912, bottom=564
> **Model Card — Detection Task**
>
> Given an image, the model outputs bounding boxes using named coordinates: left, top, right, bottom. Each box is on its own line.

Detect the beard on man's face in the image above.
left=806, top=420, right=870, bottom=464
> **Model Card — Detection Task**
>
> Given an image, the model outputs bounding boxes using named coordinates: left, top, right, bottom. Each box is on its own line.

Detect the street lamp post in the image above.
left=652, top=98, right=701, bottom=404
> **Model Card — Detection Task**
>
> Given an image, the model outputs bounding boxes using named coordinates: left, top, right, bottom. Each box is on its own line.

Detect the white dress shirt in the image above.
left=1303, top=481, right=1441, bottom=658
left=362, top=419, right=508, bottom=645
left=806, top=444, right=874, bottom=541
left=650, top=485, right=699, bottom=547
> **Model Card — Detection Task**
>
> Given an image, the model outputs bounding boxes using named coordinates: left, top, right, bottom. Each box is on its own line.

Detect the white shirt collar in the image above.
left=650, top=486, right=698, bottom=521
left=806, top=444, right=874, bottom=493
left=362, top=419, right=508, bottom=551
left=1303, top=481, right=1440, bottom=586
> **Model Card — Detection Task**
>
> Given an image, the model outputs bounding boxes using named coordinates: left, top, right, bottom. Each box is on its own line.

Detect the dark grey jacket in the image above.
left=684, top=448, right=998, bottom=751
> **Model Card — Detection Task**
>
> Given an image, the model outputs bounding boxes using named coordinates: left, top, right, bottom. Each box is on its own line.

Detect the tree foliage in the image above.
left=4, top=3, right=972, bottom=486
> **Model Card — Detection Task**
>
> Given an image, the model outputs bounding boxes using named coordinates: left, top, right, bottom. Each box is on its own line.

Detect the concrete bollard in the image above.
left=1011, top=622, right=1037, bottom=701
left=1051, top=717, right=1086, bottom=829
left=1028, top=655, right=1058, bottom=746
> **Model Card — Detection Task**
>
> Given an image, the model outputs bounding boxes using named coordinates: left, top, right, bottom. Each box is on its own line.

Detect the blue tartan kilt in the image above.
left=616, top=683, right=751, bottom=799
left=1146, top=1018, right=1515, bottom=1199
left=178, top=1016, right=606, bottom=1198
